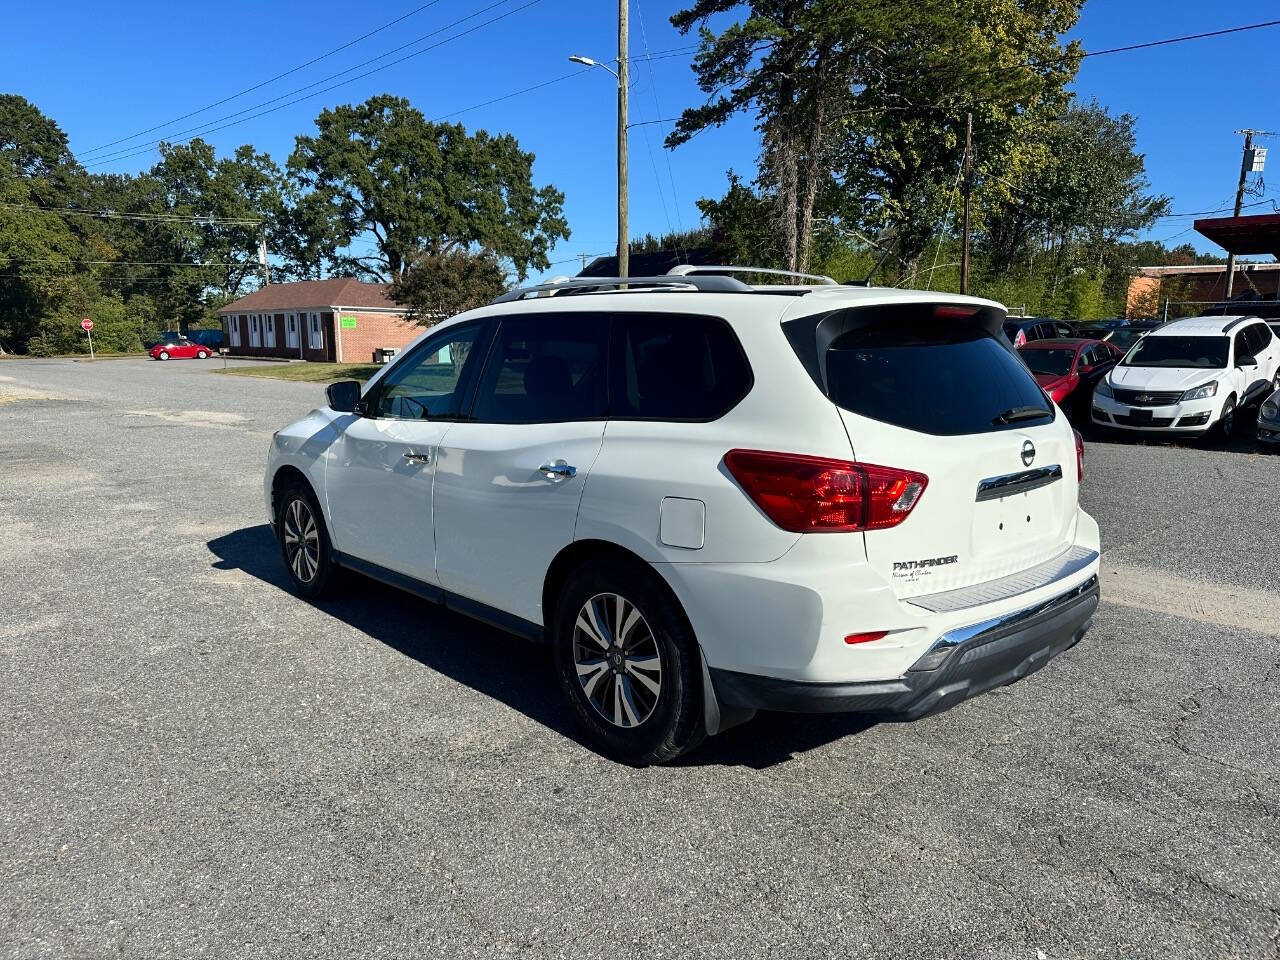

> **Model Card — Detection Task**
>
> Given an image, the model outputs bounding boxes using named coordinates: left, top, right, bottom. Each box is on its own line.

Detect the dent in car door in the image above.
left=431, top=312, right=609, bottom=624
left=323, top=321, right=486, bottom=585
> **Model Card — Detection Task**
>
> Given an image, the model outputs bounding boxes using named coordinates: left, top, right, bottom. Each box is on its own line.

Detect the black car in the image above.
left=1002, top=317, right=1071, bottom=347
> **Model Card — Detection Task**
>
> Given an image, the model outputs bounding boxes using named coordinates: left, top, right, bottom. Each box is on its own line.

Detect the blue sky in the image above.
left=3, top=1, right=1276, bottom=278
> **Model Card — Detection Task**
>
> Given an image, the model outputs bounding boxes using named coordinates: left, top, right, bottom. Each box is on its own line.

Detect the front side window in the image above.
left=471, top=314, right=608, bottom=424
left=372, top=323, right=483, bottom=420
left=1246, top=322, right=1272, bottom=356
left=1234, top=329, right=1252, bottom=362
left=1122, top=336, right=1228, bottom=369
left=611, top=312, right=752, bottom=420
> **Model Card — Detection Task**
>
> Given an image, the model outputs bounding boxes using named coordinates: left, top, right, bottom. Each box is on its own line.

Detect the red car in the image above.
left=1017, top=338, right=1124, bottom=418
left=149, top=336, right=211, bottom=361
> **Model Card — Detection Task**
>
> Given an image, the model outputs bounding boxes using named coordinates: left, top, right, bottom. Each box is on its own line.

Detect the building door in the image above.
left=249, top=314, right=262, bottom=348
left=286, top=313, right=300, bottom=350
left=308, top=313, right=324, bottom=351
left=263, top=314, right=276, bottom=348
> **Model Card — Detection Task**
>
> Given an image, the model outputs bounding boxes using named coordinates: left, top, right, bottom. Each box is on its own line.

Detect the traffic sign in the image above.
left=81, top=318, right=93, bottom=331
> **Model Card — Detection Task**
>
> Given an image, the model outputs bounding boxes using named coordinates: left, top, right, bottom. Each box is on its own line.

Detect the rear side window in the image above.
left=471, top=314, right=608, bottom=423
left=611, top=313, right=752, bottom=421
left=822, top=315, right=1053, bottom=435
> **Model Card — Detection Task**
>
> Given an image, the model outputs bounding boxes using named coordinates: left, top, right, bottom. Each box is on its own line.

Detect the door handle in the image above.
left=403, top=451, right=431, bottom=465
left=539, top=461, right=577, bottom=480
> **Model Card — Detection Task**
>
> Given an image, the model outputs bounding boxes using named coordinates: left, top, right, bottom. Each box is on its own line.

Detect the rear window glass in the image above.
left=1019, top=346, right=1075, bottom=376
left=611, top=313, right=752, bottom=420
left=824, top=316, right=1053, bottom=435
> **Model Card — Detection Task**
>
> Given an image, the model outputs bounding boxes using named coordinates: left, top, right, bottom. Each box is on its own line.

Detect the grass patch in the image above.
left=214, top=362, right=383, bottom=383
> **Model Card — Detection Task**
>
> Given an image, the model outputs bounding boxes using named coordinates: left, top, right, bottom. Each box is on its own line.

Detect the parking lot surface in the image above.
left=2, top=357, right=1278, bottom=959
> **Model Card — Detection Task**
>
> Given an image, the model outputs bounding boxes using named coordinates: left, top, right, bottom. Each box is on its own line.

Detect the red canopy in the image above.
left=1194, top=213, right=1280, bottom=257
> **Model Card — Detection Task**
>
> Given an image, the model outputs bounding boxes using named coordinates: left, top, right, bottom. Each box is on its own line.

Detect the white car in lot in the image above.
left=264, top=267, right=1100, bottom=764
left=1091, top=315, right=1280, bottom=439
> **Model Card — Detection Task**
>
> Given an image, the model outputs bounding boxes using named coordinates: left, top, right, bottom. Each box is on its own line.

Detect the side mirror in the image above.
left=326, top=379, right=362, bottom=413
left=1239, top=354, right=1258, bottom=368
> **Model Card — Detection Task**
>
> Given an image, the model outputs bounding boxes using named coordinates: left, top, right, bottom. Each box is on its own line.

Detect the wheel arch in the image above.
left=270, top=464, right=316, bottom=523
left=541, top=539, right=754, bottom=737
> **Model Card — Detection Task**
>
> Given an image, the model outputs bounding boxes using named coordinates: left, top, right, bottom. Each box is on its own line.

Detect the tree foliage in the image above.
left=389, top=247, right=508, bottom=324
left=288, top=95, right=568, bottom=282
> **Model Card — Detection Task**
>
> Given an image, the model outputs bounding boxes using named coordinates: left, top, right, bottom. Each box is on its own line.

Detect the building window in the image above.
left=249, top=314, right=262, bottom=348
left=227, top=316, right=240, bottom=347
left=309, top=312, right=324, bottom=350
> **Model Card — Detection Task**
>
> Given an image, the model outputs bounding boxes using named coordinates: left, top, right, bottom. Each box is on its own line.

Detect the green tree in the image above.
left=288, top=94, right=569, bottom=281
left=389, top=247, right=507, bottom=323
left=0, top=96, right=86, bottom=352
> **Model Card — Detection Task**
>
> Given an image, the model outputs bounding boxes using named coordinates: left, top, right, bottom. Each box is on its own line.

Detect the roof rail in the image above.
left=1221, top=316, right=1257, bottom=333
left=490, top=274, right=751, bottom=304
left=668, top=264, right=838, bottom=285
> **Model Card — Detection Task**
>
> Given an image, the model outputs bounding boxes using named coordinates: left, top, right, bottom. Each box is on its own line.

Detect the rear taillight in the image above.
left=1074, top=429, right=1084, bottom=481
left=1014, top=330, right=1027, bottom=348
left=724, top=449, right=928, bottom=533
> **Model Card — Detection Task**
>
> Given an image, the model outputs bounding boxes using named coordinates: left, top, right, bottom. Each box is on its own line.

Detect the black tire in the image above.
left=1216, top=395, right=1237, bottom=441
left=275, top=481, right=337, bottom=599
left=552, top=556, right=706, bottom=765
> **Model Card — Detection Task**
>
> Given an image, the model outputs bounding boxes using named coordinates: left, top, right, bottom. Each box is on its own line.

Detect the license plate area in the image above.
left=1127, top=407, right=1153, bottom=422
left=972, top=490, right=1059, bottom=559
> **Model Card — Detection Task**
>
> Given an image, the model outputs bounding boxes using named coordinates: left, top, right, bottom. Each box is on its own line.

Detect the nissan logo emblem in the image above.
left=1021, top=440, right=1036, bottom=467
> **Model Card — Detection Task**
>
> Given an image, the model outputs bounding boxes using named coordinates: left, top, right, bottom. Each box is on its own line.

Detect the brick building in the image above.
left=218, top=279, right=421, bottom=362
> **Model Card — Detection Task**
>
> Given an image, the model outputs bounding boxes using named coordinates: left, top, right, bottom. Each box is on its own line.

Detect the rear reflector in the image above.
left=844, top=630, right=888, bottom=645
left=724, top=449, right=928, bottom=533
left=1074, top=428, right=1084, bottom=481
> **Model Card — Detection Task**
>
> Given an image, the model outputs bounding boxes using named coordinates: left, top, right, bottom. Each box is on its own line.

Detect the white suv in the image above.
left=265, top=268, right=1100, bottom=764
left=1091, top=315, right=1280, bottom=439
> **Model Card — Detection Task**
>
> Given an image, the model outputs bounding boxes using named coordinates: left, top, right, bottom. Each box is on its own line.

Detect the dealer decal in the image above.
left=892, top=554, right=959, bottom=582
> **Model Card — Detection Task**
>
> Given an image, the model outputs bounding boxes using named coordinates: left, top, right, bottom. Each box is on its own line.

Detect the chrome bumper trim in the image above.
left=909, top=574, right=1099, bottom=672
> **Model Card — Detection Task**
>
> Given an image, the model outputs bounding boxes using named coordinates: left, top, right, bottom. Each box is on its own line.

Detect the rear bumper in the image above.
left=709, top=575, right=1098, bottom=717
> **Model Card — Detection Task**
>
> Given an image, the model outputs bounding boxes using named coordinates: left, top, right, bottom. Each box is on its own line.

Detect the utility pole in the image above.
left=960, top=112, right=973, bottom=295
left=1224, top=129, right=1273, bottom=299
left=617, top=0, right=630, bottom=279
left=258, top=234, right=270, bottom=286
left=1224, top=130, right=1254, bottom=300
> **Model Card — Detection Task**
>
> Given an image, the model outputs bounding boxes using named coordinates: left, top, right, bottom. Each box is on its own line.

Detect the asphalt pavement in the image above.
left=1, top=357, right=1277, bottom=959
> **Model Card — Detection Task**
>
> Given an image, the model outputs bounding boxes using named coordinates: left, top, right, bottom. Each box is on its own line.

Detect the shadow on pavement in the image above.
left=206, top=524, right=875, bottom=769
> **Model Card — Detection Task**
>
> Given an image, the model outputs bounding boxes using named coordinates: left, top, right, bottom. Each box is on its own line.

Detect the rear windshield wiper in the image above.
left=992, top=405, right=1051, bottom=425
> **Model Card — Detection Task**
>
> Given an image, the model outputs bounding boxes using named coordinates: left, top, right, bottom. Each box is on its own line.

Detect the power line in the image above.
left=78, top=0, right=447, bottom=158
left=1081, top=19, right=1280, bottom=58
left=0, top=202, right=262, bottom=225
left=0, top=257, right=248, bottom=266
left=84, top=0, right=542, bottom=169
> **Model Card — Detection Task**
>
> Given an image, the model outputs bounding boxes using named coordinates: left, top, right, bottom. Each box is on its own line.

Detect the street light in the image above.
left=571, top=31, right=628, bottom=278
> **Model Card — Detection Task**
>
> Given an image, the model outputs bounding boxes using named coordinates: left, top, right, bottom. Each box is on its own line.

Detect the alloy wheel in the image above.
left=1222, top=401, right=1235, bottom=438
left=572, top=592, right=662, bottom=729
left=282, top=497, right=320, bottom=583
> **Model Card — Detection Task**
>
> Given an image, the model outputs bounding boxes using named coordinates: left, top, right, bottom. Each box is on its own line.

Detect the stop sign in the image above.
left=81, top=318, right=93, bottom=331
